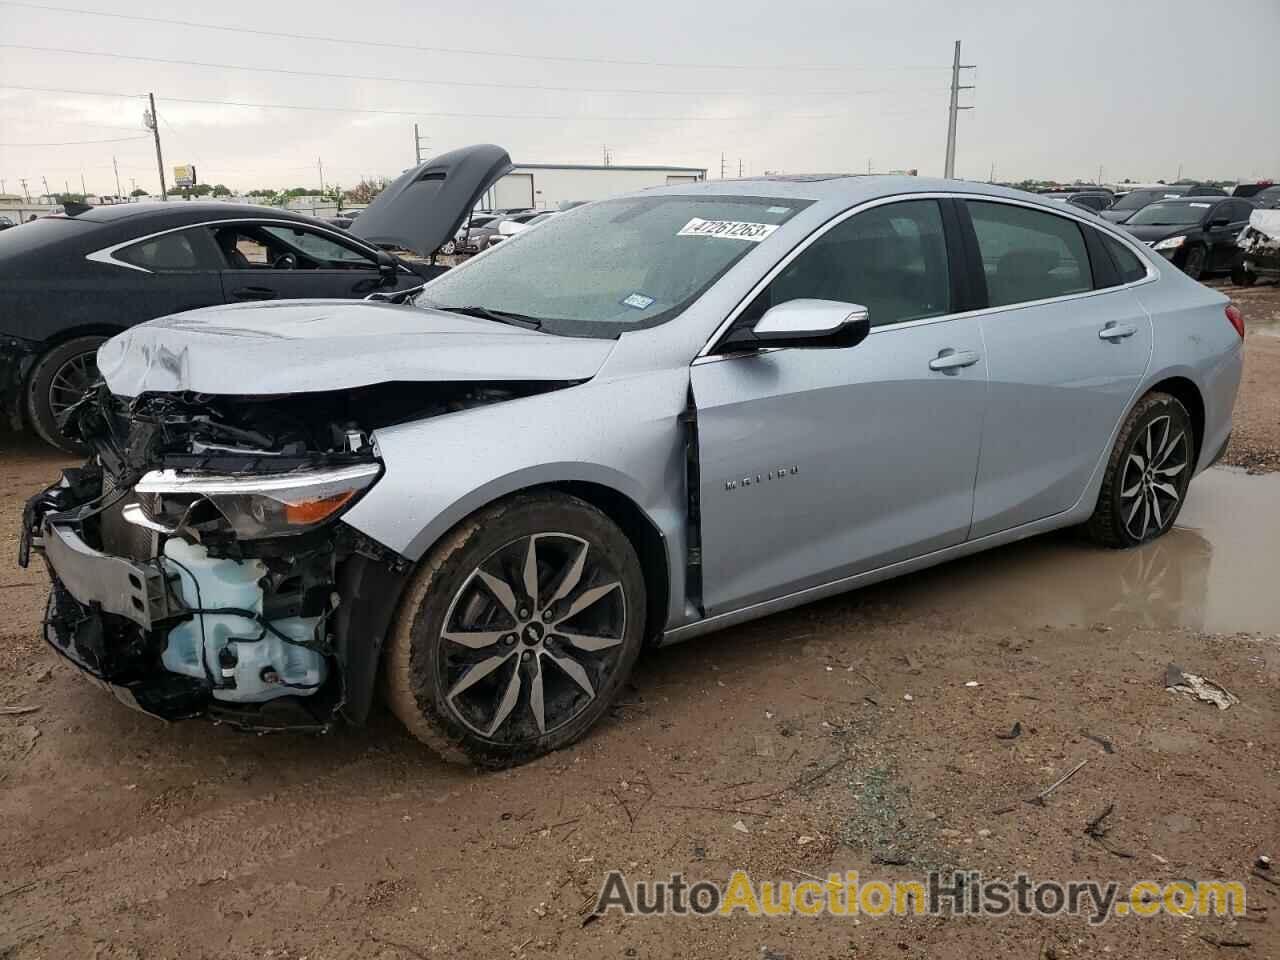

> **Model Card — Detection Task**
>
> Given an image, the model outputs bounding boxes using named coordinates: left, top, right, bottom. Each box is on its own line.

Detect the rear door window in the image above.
left=965, top=201, right=1092, bottom=307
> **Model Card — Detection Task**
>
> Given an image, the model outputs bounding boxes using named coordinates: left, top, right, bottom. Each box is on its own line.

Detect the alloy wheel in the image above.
left=47, top=351, right=98, bottom=426
left=437, top=533, right=627, bottom=741
left=1119, top=414, right=1188, bottom=541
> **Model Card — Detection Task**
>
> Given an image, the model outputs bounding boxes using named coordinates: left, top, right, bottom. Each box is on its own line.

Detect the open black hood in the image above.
left=349, top=144, right=513, bottom=256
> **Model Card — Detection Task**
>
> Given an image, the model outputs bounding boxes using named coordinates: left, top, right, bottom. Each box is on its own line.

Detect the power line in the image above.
left=0, top=134, right=150, bottom=146
left=0, top=43, right=944, bottom=99
left=0, top=0, right=950, bottom=73
left=0, top=84, right=858, bottom=122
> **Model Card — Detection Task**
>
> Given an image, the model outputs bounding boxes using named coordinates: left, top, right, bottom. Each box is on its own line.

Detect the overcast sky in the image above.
left=1, top=0, right=1277, bottom=197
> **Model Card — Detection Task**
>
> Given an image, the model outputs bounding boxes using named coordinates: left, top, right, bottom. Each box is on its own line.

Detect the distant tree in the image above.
left=346, top=177, right=387, bottom=205
left=52, top=193, right=85, bottom=204
left=246, top=188, right=275, bottom=197
left=130, top=187, right=149, bottom=197
left=211, top=184, right=232, bottom=197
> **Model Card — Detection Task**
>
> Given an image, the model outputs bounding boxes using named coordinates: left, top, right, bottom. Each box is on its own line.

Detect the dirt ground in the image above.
left=2, top=283, right=1279, bottom=959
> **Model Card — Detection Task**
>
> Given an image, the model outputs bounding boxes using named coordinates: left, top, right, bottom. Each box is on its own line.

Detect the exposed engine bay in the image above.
left=20, top=380, right=563, bottom=731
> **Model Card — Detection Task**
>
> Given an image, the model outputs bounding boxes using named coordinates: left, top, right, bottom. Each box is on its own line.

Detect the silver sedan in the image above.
left=26, top=165, right=1244, bottom=767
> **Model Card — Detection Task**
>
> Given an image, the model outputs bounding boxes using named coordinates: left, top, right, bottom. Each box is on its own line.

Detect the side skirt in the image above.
left=659, top=503, right=1090, bottom=646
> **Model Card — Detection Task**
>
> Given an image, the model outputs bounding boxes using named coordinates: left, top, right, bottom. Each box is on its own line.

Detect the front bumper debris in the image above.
left=42, top=520, right=182, bottom=629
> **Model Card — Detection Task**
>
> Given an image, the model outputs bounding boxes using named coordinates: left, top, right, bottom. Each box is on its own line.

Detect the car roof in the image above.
left=55, top=201, right=322, bottom=226
left=633, top=174, right=1125, bottom=217
left=1137, top=195, right=1229, bottom=204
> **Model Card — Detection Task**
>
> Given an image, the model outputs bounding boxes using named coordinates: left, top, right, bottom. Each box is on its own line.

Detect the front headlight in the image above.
left=1153, top=235, right=1186, bottom=252
left=134, top=463, right=380, bottom=539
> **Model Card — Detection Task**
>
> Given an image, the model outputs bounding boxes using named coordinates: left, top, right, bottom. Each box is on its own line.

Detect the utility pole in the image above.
left=80, top=173, right=87, bottom=197
left=113, top=156, right=122, bottom=199
left=720, top=152, right=726, bottom=179
left=989, top=162, right=996, bottom=183
left=414, top=123, right=427, bottom=164
left=943, top=40, right=976, bottom=179
left=41, top=176, right=50, bottom=199
left=738, top=158, right=743, bottom=177
left=147, top=92, right=168, bottom=200
left=20, top=178, right=29, bottom=202
left=317, top=157, right=325, bottom=194
left=1097, top=164, right=1103, bottom=185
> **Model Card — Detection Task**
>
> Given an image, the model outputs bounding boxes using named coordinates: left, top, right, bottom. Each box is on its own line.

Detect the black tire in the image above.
left=439, top=240, right=457, bottom=256
left=25, top=336, right=106, bottom=453
left=384, top=492, right=647, bottom=767
left=1231, top=257, right=1257, bottom=287
left=1181, top=244, right=1207, bottom=280
left=1086, top=392, right=1195, bottom=549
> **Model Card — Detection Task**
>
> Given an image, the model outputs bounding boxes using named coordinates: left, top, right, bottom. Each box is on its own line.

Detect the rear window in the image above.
left=0, top=216, right=93, bottom=256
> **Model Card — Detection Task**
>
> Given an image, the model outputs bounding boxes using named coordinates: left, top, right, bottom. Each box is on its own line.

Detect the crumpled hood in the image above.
left=97, top=299, right=616, bottom=397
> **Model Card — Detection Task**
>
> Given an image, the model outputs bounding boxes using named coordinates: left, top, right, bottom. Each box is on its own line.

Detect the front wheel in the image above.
left=26, top=336, right=106, bottom=453
left=1231, top=256, right=1257, bottom=287
left=439, top=240, right=456, bottom=256
left=1085, top=392, right=1195, bottom=548
left=384, top=493, right=647, bottom=767
left=1181, top=244, right=1207, bottom=280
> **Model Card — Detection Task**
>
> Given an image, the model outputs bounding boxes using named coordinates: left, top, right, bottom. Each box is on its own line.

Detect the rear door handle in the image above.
left=929, top=348, right=980, bottom=371
left=232, top=286, right=277, bottom=301
left=1099, top=322, right=1138, bottom=341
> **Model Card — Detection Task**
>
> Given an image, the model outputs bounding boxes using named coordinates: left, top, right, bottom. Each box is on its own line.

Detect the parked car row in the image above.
left=0, top=145, right=512, bottom=448
left=15, top=143, right=1244, bottom=766
left=1037, top=183, right=1279, bottom=283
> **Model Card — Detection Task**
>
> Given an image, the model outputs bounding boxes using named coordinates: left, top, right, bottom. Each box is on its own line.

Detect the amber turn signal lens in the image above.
left=283, top=490, right=356, bottom=525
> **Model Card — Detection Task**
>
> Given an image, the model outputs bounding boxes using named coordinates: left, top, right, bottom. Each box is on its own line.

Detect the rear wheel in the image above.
left=1181, top=244, right=1207, bottom=280
left=1086, top=392, right=1195, bottom=548
left=25, top=336, right=106, bottom=453
left=384, top=492, right=647, bottom=767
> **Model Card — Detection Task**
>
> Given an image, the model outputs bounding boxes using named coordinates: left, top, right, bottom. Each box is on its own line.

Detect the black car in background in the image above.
left=1100, top=184, right=1227, bottom=223
left=0, top=144, right=513, bottom=450
left=1039, top=190, right=1113, bottom=213
left=1118, top=195, right=1256, bottom=279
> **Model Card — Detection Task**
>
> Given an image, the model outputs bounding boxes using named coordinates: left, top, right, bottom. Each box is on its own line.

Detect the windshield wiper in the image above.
left=428, top=304, right=544, bottom=330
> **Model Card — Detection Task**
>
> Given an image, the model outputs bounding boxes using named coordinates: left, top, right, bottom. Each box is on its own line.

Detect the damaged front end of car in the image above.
left=19, top=379, right=549, bottom=732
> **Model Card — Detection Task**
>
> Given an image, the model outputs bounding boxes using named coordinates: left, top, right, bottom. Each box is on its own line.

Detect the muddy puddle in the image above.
left=853, top=466, right=1280, bottom=635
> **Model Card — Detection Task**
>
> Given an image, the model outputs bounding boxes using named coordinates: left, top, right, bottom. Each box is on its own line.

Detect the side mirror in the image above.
left=375, top=249, right=399, bottom=284
left=748, top=299, right=871, bottom=350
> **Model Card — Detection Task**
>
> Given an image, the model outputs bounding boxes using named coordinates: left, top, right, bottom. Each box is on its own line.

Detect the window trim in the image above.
left=85, top=217, right=394, bottom=275
left=695, top=191, right=1157, bottom=362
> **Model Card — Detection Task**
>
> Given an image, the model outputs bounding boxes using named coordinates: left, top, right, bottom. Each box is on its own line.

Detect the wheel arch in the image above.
left=1145, top=374, right=1205, bottom=467
left=344, top=473, right=674, bottom=727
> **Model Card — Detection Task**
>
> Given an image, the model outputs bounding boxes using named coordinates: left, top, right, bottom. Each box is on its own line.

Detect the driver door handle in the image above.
left=232, top=286, right=277, bottom=301
left=1099, top=322, right=1138, bottom=341
left=928, top=349, right=980, bottom=371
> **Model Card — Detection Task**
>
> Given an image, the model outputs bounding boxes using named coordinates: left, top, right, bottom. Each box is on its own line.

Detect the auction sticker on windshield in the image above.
left=678, top=218, right=779, bottom=242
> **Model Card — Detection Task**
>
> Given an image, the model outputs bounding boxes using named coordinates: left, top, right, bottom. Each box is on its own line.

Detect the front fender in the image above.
left=340, top=368, right=692, bottom=625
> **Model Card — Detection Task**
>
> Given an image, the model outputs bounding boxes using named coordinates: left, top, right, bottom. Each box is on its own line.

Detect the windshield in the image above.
left=417, top=194, right=808, bottom=338
left=1125, top=202, right=1210, bottom=226
left=1112, top=189, right=1184, bottom=211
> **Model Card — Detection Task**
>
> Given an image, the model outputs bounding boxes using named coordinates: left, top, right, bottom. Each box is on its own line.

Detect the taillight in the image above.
left=1226, top=304, right=1245, bottom=339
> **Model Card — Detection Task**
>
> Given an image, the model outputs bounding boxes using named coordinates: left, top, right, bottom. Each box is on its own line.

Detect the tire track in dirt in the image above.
left=0, top=751, right=468, bottom=952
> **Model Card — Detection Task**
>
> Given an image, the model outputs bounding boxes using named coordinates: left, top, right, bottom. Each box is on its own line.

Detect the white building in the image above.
left=484, top=163, right=707, bottom=211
